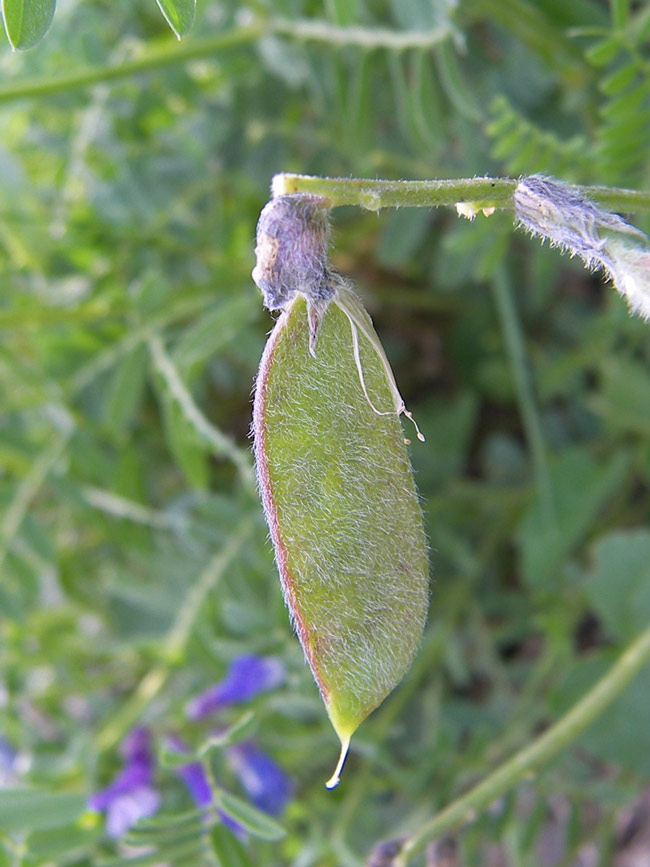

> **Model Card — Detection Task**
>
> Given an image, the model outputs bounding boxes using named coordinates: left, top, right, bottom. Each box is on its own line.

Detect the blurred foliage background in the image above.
left=1, top=0, right=650, bottom=864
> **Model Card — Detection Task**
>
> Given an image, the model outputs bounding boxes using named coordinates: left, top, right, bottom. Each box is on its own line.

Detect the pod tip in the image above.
left=325, top=736, right=351, bottom=790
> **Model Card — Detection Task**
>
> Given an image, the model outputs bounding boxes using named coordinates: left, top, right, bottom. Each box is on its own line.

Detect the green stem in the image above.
left=0, top=422, right=73, bottom=574
left=148, top=333, right=254, bottom=488
left=492, top=266, right=556, bottom=529
left=392, top=623, right=650, bottom=865
left=275, top=174, right=650, bottom=214
left=0, top=24, right=264, bottom=104
left=276, top=175, right=517, bottom=211
left=0, top=16, right=456, bottom=105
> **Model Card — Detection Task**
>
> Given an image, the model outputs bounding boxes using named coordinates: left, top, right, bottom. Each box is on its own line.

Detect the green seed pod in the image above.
left=253, top=267, right=429, bottom=786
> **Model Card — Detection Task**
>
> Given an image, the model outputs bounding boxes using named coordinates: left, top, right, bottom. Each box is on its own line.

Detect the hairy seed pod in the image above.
left=253, top=292, right=429, bottom=787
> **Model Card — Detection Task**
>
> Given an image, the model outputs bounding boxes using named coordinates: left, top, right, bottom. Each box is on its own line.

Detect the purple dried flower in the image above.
left=88, top=727, right=160, bottom=838
left=252, top=193, right=340, bottom=352
left=226, top=741, right=293, bottom=816
left=186, top=655, right=285, bottom=721
left=252, top=193, right=334, bottom=312
left=366, top=838, right=407, bottom=867
left=514, top=175, right=650, bottom=320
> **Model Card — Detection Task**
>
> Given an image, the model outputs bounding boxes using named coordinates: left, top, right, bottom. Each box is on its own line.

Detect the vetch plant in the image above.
left=4, top=3, right=650, bottom=862
left=251, top=172, right=650, bottom=804
left=86, top=659, right=291, bottom=847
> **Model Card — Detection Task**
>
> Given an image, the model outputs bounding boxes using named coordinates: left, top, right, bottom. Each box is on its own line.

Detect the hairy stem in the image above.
left=275, top=174, right=650, bottom=214
left=271, top=17, right=455, bottom=49
left=390, top=623, right=650, bottom=865
left=275, top=174, right=517, bottom=211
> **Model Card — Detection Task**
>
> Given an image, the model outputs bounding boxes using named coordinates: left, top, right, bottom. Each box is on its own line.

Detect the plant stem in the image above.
left=0, top=24, right=264, bottom=104
left=0, top=422, right=73, bottom=574
left=148, top=333, right=254, bottom=488
left=0, top=17, right=455, bottom=105
left=492, top=266, right=556, bottom=529
left=272, top=17, right=454, bottom=49
left=275, top=174, right=517, bottom=211
left=275, top=174, right=650, bottom=214
left=390, top=623, right=650, bottom=865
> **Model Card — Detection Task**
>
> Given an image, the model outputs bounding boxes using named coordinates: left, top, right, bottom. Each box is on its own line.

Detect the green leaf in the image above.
left=100, top=838, right=206, bottom=867
left=593, top=356, right=650, bottom=436
left=1, top=0, right=56, bottom=49
left=161, top=397, right=210, bottom=488
left=433, top=41, right=482, bottom=122
left=585, top=36, right=621, bottom=66
left=132, top=809, right=208, bottom=835
left=516, top=449, right=629, bottom=590
left=0, top=790, right=86, bottom=832
left=103, top=344, right=148, bottom=436
left=253, top=294, right=429, bottom=785
left=27, top=824, right=102, bottom=859
left=124, top=826, right=207, bottom=857
left=586, top=530, right=650, bottom=641
left=172, top=294, right=258, bottom=379
left=216, top=791, right=286, bottom=841
left=378, top=209, right=431, bottom=268
left=155, top=0, right=196, bottom=38
left=210, top=823, right=254, bottom=867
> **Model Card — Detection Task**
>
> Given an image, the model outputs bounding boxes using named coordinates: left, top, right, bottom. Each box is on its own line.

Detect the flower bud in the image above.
left=514, top=175, right=650, bottom=320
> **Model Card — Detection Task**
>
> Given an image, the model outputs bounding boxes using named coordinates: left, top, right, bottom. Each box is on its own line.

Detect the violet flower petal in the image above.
left=186, top=655, right=285, bottom=720
left=219, top=809, right=247, bottom=839
left=167, top=735, right=213, bottom=809
left=89, top=728, right=159, bottom=836
left=105, top=786, right=161, bottom=839
left=0, top=737, right=16, bottom=786
left=226, top=742, right=293, bottom=816
left=167, top=735, right=246, bottom=837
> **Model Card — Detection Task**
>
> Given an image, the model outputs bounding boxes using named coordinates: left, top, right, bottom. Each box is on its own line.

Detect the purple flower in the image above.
left=0, top=737, right=17, bottom=786
left=167, top=735, right=245, bottom=838
left=186, top=655, right=285, bottom=720
left=167, top=735, right=212, bottom=808
left=88, top=727, right=160, bottom=838
left=226, top=741, right=293, bottom=816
